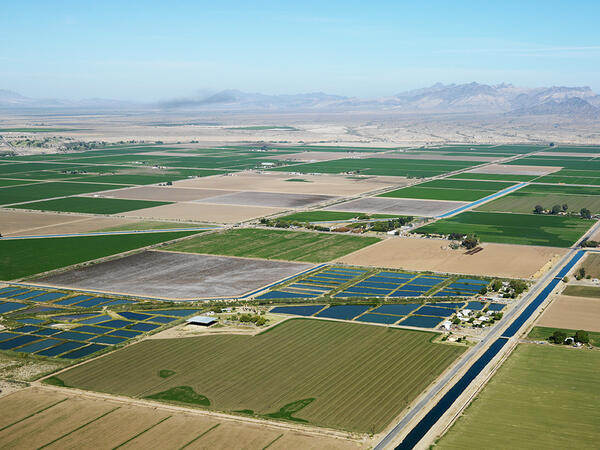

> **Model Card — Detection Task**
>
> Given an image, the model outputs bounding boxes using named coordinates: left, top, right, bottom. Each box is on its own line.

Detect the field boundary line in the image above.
left=37, top=406, right=121, bottom=449
left=178, top=423, right=220, bottom=449
left=112, top=415, right=172, bottom=449
left=0, top=397, right=68, bottom=433
left=262, top=433, right=284, bottom=449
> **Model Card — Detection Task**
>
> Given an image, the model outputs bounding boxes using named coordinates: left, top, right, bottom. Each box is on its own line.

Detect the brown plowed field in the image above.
left=0, top=388, right=362, bottom=449
left=96, top=186, right=237, bottom=202
left=325, top=197, right=468, bottom=217
left=536, top=295, right=600, bottom=332
left=337, top=237, right=566, bottom=279
left=173, top=172, right=401, bottom=196
left=196, top=191, right=338, bottom=208
left=122, top=202, right=284, bottom=223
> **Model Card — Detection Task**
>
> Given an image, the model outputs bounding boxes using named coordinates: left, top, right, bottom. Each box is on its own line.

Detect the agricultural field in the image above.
left=528, top=326, right=600, bottom=347
left=54, top=318, right=465, bottom=433
left=477, top=184, right=600, bottom=214
left=12, top=197, right=170, bottom=214
left=337, top=237, right=565, bottom=279
left=0, top=388, right=358, bottom=450
left=561, top=285, right=600, bottom=298
left=34, top=251, right=313, bottom=299
left=536, top=294, right=600, bottom=332
left=380, top=179, right=516, bottom=202
left=436, top=344, right=600, bottom=449
left=325, top=197, right=467, bottom=217
left=580, top=253, right=600, bottom=278
left=270, top=157, right=481, bottom=178
left=164, top=228, right=380, bottom=263
left=0, top=231, right=197, bottom=280
left=414, top=211, right=593, bottom=247
left=0, top=181, right=124, bottom=205
left=447, top=173, right=538, bottom=182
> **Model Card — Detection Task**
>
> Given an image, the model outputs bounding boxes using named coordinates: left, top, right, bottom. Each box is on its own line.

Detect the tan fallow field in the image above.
left=536, top=295, right=600, bottom=332
left=0, top=388, right=363, bottom=449
left=94, top=186, right=238, bottom=202
left=265, top=151, right=372, bottom=162
left=172, top=171, right=404, bottom=196
left=121, top=202, right=285, bottom=223
left=336, top=236, right=567, bottom=279
left=1, top=210, right=139, bottom=236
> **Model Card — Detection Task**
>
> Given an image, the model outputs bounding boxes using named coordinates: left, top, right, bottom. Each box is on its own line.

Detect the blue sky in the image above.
left=2, top=1, right=600, bottom=100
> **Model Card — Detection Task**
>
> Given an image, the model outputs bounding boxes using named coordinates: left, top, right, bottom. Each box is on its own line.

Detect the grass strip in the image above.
left=178, top=424, right=220, bottom=450
left=113, top=415, right=172, bottom=449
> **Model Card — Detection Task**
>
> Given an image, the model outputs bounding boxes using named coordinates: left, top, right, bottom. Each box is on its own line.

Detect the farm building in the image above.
left=186, top=315, right=217, bottom=327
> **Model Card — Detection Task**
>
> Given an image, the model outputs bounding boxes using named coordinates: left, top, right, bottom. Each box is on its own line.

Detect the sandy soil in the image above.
left=173, top=172, right=403, bottom=196
left=467, top=164, right=562, bottom=176
left=536, top=151, right=600, bottom=157
left=0, top=388, right=364, bottom=449
left=325, top=197, right=467, bottom=217
left=121, top=202, right=285, bottom=223
left=336, top=237, right=566, bottom=279
left=94, top=186, right=237, bottom=202
left=5, top=215, right=139, bottom=237
left=537, top=294, right=600, bottom=332
left=34, top=250, right=313, bottom=299
left=196, top=191, right=338, bottom=208
left=590, top=228, right=600, bottom=242
left=0, top=210, right=86, bottom=234
left=266, top=151, right=371, bottom=162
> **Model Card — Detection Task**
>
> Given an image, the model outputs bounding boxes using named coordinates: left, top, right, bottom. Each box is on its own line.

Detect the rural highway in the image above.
left=375, top=218, right=600, bottom=449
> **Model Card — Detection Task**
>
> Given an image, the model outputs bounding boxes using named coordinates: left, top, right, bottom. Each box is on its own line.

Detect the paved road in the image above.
left=375, top=218, right=600, bottom=449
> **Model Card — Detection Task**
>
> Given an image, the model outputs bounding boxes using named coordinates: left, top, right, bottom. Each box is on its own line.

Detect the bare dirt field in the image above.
left=591, top=228, right=600, bottom=241
left=325, top=197, right=467, bottom=217
left=0, top=388, right=362, bottom=449
left=196, top=191, right=338, bottom=208
left=173, top=172, right=402, bottom=196
left=1, top=210, right=138, bottom=236
left=467, top=164, right=562, bottom=176
left=33, top=250, right=313, bottom=299
left=336, top=237, right=566, bottom=279
left=536, top=151, right=600, bottom=158
left=122, top=202, right=284, bottom=223
left=95, top=186, right=236, bottom=202
left=537, top=294, right=600, bottom=332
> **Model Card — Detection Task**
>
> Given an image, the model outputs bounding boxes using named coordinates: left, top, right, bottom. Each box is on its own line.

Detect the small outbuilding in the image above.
left=186, top=315, right=217, bottom=327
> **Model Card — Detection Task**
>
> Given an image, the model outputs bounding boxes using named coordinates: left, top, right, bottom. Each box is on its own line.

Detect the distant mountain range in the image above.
left=2, top=83, right=600, bottom=117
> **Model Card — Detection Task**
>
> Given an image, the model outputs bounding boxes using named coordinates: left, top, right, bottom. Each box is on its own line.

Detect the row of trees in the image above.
left=550, top=329, right=590, bottom=345
left=448, top=233, right=480, bottom=249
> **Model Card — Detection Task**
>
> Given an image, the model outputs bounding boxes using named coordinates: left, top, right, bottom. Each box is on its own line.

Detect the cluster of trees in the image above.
left=259, top=218, right=330, bottom=232
left=533, top=203, right=568, bottom=215
left=533, top=204, right=593, bottom=219
left=259, top=216, right=413, bottom=234
left=550, top=329, right=589, bottom=345
left=448, top=233, right=480, bottom=249
left=236, top=313, right=268, bottom=326
left=575, top=267, right=592, bottom=280
left=581, top=239, right=599, bottom=248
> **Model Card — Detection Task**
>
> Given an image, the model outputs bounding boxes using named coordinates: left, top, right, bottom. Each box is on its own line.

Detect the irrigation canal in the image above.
left=378, top=248, right=588, bottom=450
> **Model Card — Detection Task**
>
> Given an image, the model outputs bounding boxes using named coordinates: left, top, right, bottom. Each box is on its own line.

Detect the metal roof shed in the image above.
left=186, top=315, right=217, bottom=326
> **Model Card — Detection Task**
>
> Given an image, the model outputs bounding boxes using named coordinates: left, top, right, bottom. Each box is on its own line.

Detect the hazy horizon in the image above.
left=2, top=0, right=600, bottom=101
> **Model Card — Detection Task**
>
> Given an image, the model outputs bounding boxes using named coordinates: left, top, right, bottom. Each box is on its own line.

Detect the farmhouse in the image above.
left=186, top=315, right=217, bottom=327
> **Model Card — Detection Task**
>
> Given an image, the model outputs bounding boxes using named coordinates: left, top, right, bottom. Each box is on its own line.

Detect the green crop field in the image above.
left=54, top=318, right=465, bottom=433
left=0, top=181, right=124, bottom=205
left=0, top=230, right=197, bottom=280
left=507, top=156, right=600, bottom=171
left=476, top=192, right=600, bottom=214
left=275, top=210, right=399, bottom=222
left=415, top=179, right=516, bottom=191
left=164, top=228, right=380, bottom=262
left=562, top=285, right=600, bottom=298
left=270, top=157, right=481, bottom=178
left=12, top=196, right=170, bottom=214
left=413, top=211, right=593, bottom=247
left=0, top=179, right=39, bottom=187
left=437, top=344, right=600, bottom=449
left=99, top=220, right=209, bottom=232
left=447, top=173, right=539, bottom=182
left=528, top=326, right=600, bottom=346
